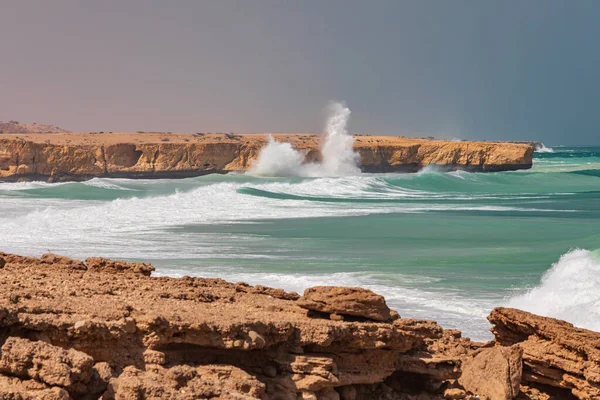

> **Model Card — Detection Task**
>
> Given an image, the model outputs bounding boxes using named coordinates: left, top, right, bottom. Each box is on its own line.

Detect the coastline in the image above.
left=0, top=133, right=533, bottom=182
left=0, top=251, right=596, bottom=399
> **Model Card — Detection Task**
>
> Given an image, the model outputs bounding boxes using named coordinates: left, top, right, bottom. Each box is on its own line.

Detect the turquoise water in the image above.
left=1, top=146, right=599, bottom=340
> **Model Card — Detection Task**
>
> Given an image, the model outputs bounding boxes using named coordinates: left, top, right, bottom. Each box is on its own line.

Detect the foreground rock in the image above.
left=0, top=337, right=95, bottom=394
left=0, top=133, right=533, bottom=182
left=0, top=252, right=596, bottom=399
left=459, top=345, right=523, bottom=400
left=490, top=308, right=600, bottom=400
left=298, top=286, right=395, bottom=322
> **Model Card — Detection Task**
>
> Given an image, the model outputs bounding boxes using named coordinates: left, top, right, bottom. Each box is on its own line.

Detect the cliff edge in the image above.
left=0, top=251, right=596, bottom=399
left=0, top=121, right=71, bottom=134
left=0, top=133, right=533, bottom=182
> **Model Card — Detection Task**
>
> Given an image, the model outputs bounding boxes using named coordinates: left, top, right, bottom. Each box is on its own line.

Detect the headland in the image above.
left=0, top=133, right=534, bottom=182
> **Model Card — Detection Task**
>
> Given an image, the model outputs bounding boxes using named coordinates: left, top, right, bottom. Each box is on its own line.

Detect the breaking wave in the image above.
left=535, top=143, right=554, bottom=153
left=249, top=102, right=359, bottom=177
left=506, top=249, right=600, bottom=331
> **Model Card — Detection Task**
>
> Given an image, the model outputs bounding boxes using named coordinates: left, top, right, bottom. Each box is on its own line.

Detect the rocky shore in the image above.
left=0, top=252, right=596, bottom=399
left=0, top=133, right=533, bottom=182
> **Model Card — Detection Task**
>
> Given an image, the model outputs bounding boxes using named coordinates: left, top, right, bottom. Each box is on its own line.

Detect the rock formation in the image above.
left=297, top=286, right=396, bottom=322
left=489, top=308, right=600, bottom=399
left=0, top=121, right=71, bottom=134
left=0, top=133, right=533, bottom=182
left=0, top=251, right=596, bottom=399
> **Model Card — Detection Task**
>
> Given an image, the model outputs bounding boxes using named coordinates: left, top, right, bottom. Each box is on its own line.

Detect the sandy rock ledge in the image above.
left=0, top=252, right=596, bottom=399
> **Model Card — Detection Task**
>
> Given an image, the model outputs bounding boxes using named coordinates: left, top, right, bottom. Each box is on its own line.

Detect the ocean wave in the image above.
left=0, top=176, right=570, bottom=264
left=506, top=249, right=600, bottom=332
left=82, top=178, right=135, bottom=190
left=0, top=181, right=68, bottom=191
left=249, top=102, right=360, bottom=177
left=568, top=169, right=600, bottom=178
left=239, top=176, right=433, bottom=200
left=535, top=143, right=554, bottom=153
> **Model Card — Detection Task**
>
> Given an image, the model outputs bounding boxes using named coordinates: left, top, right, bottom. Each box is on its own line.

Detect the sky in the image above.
left=1, top=1, right=599, bottom=145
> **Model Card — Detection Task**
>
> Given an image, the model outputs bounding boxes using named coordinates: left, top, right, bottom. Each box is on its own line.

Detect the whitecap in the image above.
left=506, top=249, right=600, bottom=332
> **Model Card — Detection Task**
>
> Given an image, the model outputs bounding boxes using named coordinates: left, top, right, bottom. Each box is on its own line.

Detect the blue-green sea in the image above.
left=1, top=146, right=599, bottom=340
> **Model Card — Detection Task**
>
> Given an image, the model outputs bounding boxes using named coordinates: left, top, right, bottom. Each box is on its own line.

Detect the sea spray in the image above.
left=535, top=143, right=554, bottom=153
left=247, top=136, right=314, bottom=177
left=320, top=102, right=360, bottom=176
left=506, top=249, right=600, bottom=331
left=249, top=102, right=359, bottom=177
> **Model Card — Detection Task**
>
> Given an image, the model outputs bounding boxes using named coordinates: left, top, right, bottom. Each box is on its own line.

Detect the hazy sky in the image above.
left=2, top=1, right=599, bottom=144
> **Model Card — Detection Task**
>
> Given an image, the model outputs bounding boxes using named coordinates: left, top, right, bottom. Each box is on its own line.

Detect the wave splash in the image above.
left=506, top=249, right=600, bottom=331
left=246, top=138, right=310, bottom=177
left=535, top=143, right=554, bottom=153
left=250, top=102, right=360, bottom=177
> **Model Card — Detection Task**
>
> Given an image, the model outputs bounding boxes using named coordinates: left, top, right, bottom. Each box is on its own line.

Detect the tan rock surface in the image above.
left=298, top=286, right=393, bottom=322
left=109, top=364, right=266, bottom=400
left=0, top=337, right=94, bottom=394
left=0, top=252, right=596, bottom=400
left=0, top=252, right=443, bottom=399
left=0, top=375, right=71, bottom=399
left=489, top=307, right=599, bottom=399
left=458, top=345, right=523, bottom=400
left=0, top=133, right=533, bottom=182
left=0, top=121, right=70, bottom=134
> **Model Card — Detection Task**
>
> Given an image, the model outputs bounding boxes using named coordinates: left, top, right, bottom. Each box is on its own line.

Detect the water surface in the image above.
left=1, top=146, right=599, bottom=340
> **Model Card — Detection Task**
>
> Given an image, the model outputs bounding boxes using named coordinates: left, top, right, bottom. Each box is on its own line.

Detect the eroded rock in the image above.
left=0, top=252, right=595, bottom=400
left=109, top=364, right=266, bottom=399
left=489, top=307, right=600, bottom=400
left=0, top=375, right=70, bottom=399
left=85, top=257, right=154, bottom=276
left=459, top=345, right=523, bottom=400
left=0, top=337, right=94, bottom=393
left=299, top=286, right=393, bottom=322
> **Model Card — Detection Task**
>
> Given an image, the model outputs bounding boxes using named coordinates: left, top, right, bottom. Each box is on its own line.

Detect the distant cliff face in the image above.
left=0, top=121, right=70, bottom=134
left=0, top=133, right=533, bottom=182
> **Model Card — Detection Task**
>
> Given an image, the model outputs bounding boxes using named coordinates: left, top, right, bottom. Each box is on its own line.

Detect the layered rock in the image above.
left=489, top=308, right=600, bottom=400
left=0, top=252, right=448, bottom=399
left=297, top=286, right=396, bottom=322
left=0, top=252, right=596, bottom=399
left=458, top=345, right=523, bottom=400
left=0, top=133, right=533, bottom=182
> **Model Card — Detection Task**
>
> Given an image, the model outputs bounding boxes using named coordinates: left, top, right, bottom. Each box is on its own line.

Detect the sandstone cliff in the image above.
left=0, top=251, right=596, bottom=399
left=0, top=133, right=533, bottom=182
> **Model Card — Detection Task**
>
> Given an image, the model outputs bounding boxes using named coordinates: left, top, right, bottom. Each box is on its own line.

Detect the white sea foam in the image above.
left=83, top=178, right=134, bottom=190
left=0, top=181, right=67, bottom=191
left=250, top=102, right=359, bottom=177
left=0, top=176, right=556, bottom=262
left=506, top=249, right=600, bottom=331
left=416, top=164, right=446, bottom=175
left=535, top=143, right=554, bottom=153
left=243, top=176, right=432, bottom=199
left=319, top=102, right=360, bottom=176
left=247, top=135, right=318, bottom=177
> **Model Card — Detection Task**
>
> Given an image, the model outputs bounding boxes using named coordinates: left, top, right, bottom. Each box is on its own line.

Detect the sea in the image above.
left=1, top=110, right=598, bottom=340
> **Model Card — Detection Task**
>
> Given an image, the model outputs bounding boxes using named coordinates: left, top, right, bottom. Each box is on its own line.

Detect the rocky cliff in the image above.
left=0, top=133, right=533, bottom=182
left=0, top=121, right=71, bottom=134
left=0, top=251, right=596, bottom=399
